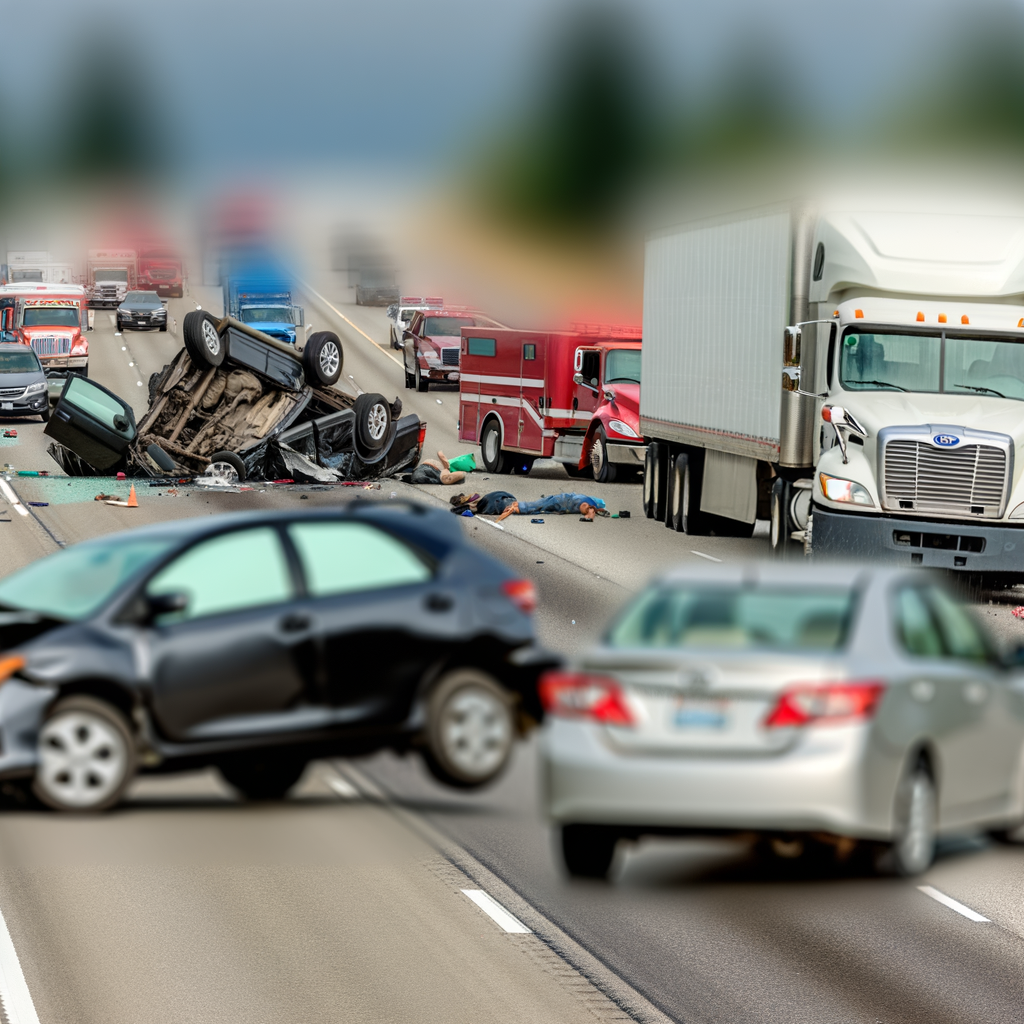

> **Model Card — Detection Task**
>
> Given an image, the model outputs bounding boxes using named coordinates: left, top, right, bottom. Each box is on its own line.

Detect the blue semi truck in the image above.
left=223, top=272, right=305, bottom=346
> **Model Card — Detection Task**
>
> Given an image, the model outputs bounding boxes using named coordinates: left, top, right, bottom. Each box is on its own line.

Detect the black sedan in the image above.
left=116, top=291, right=168, bottom=333
left=0, top=503, right=551, bottom=811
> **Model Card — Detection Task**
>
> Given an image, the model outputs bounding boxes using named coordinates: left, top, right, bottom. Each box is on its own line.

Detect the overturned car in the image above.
left=45, top=310, right=424, bottom=482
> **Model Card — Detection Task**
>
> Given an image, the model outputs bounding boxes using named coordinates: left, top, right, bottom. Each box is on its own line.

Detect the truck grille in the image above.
left=441, top=347, right=460, bottom=366
left=883, top=440, right=1007, bottom=517
left=31, top=336, right=72, bottom=356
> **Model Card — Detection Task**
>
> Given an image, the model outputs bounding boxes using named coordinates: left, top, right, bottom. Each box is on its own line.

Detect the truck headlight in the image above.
left=607, top=419, right=639, bottom=438
left=819, top=473, right=874, bottom=506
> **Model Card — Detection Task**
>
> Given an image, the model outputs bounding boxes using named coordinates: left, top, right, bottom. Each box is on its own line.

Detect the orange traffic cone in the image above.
left=127, top=484, right=138, bottom=508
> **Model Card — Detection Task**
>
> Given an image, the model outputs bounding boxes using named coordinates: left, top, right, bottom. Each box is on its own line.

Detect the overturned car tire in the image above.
left=353, top=393, right=392, bottom=454
left=207, top=450, right=247, bottom=483
left=183, top=310, right=226, bottom=369
left=303, top=331, right=343, bottom=386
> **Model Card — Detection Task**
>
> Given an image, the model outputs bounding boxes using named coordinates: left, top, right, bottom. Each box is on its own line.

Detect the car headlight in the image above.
left=24, top=381, right=47, bottom=395
left=819, top=472, right=874, bottom=506
left=607, top=418, right=639, bottom=439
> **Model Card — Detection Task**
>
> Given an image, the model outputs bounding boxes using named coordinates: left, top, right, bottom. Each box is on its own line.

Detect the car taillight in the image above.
left=764, top=681, right=885, bottom=728
left=501, top=579, right=537, bottom=614
left=538, top=670, right=634, bottom=726
left=417, top=423, right=427, bottom=447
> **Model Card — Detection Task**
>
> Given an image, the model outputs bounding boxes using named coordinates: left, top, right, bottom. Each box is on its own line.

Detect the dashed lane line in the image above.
left=0, top=480, right=28, bottom=517
left=0, top=894, right=41, bottom=1024
left=918, top=886, right=990, bottom=922
left=690, top=550, right=722, bottom=563
left=461, top=890, right=532, bottom=934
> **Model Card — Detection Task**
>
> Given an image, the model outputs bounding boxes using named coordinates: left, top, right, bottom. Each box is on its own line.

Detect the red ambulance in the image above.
left=458, top=324, right=645, bottom=481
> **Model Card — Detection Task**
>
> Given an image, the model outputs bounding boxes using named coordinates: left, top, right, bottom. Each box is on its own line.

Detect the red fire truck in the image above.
left=458, top=324, right=645, bottom=481
left=0, top=284, right=90, bottom=379
left=137, top=244, right=184, bottom=298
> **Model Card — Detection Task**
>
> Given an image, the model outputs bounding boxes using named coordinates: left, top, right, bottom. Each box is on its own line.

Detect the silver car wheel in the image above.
left=319, top=341, right=340, bottom=377
left=892, top=769, right=937, bottom=875
left=37, top=709, right=130, bottom=810
left=439, top=687, right=513, bottom=779
left=201, top=319, right=221, bottom=358
left=367, top=402, right=388, bottom=441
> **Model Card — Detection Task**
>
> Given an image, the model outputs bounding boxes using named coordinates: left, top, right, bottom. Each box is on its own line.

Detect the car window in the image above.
left=63, top=376, right=135, bottom=440
left=287, top=522, right=430, bottom=597
left=146, top=527, right=294, bottom=622
left=895, top=587, right=944, bottom=656
left=925, top=586, right=990, bottom=662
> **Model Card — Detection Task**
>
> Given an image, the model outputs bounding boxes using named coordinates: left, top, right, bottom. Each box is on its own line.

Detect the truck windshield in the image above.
left=604, top=349, right=641, bottom=384
left=23, top=307, right=79, bottom=328
left=424, top=317, right=476, bottom=336
left=841, top=330, right=1024, bottom=400
left=95, top=269, right=128, bottom=283
left=242, top=307, right=291, bottom=323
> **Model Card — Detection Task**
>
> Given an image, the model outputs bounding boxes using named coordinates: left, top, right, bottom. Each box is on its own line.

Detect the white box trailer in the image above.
left=641, top=198, right=1024, bottom=581
left=6, top=251, right=74, bottom=285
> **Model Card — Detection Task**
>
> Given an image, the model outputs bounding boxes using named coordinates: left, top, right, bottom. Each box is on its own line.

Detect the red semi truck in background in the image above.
left=0, top=283, right=90, bottom=381
left=137, top=244, right=184, bottom=298
left=458, top=324, right=645, bottom=481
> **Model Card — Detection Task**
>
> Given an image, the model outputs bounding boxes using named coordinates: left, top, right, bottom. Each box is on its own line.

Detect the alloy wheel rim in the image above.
left=38, top=711, right=128, bottom=808
left=591, top=440, right=604, bottom=474
left=367, top=403, right=388, bottom=440
left=440, top=688, right=512, bottom=777
left=319, top=342, right=340, bottom=376
left=201, top=320, right=220, bottom=356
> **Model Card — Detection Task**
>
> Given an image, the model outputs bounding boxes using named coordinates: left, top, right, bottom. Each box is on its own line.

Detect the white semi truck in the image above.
left=641, top=199, right=1024, bottom=583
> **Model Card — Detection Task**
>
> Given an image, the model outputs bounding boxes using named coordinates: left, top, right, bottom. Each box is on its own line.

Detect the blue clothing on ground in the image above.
left=474, top=491, right=518, bottom=515
left=515, top=493, right=605, bottom=515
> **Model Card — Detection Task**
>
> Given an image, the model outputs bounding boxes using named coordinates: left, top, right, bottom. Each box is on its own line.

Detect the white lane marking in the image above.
left=0, top=896, right=42, bottom=1024
left=328, top=775, right=360, bottom=799
left=691, top=550, right=722, bottom=563
left=0, top=480, right=29, bottom=517
left=461, top=889, right=531, bottom=933
left=917, top=886, right=990, bottom=922
left=107, top=314, right=116, bottom=324
left=299, top=281, right=404, bottom=369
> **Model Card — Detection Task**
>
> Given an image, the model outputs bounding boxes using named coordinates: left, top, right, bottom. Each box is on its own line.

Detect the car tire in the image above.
left=39, top=404, right=50, bottom=423
left=353, top=393, right=391, bottom=452
left=183, top=310, right=226, bottom=369
left=207, top=450, right=246, bottom=482
left=415, top=363, right=428, bottom=393
left=480, top=418, right=509, bottom=473
left=560, top=824, right=618, bottom=879
left=33, top=695, right=137, bottom=813
left=421, top=668, right=516, bottom=789
left=590, top=426, right=617, bottom=483
left=404, top=366, right=414, bottom=389
left=159, top=323, right=167, bottom=332
left=303, top=331, right=343, bottom=386
left=219, top=755, right=307, bottom=801
left=877, top=762, right=937, bottom=876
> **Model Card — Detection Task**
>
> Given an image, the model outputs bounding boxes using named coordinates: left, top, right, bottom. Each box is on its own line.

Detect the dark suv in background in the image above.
left=116, top=291, right=168, bottom=333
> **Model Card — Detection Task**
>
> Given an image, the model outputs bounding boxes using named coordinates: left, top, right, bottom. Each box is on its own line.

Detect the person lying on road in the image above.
left=408, top=451, right=468, bottom=485
left=495, top=493, right=606, bottom=521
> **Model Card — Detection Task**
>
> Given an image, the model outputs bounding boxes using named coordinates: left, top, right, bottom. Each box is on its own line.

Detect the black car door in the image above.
left=284, top=519, right=460, bottom=720
left=44, top=374, right=136, bottom=470
left=143, top=525, right=319, bottom=740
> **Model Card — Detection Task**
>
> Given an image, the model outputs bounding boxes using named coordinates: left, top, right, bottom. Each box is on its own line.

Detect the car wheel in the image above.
left=415, top=363, right=428, bottom=393
left=405, top=366, right=415, bottom=389
left=33, top=695, right=137, bottom=812
left=353, top=392, right=391, bottom=452
left=39, top=404, right=50, bottom=423
left=878, top=763, right=937, bottom=876
left=207, top=450, right=246, bottom=483
left=183, top=310, right=226, bottom=369
left=480, top=418, right=509, bottom=473
left=422, top=668, right=515, bottom=789
left=159, top=323, right=167, bottom=333
left=590, top=426, right=617, bottom=483
left=303, top=331, right=343, bottom=386
left=560, top=824, right=618, bottom=879
left=219, top=755, right=307, bottom=801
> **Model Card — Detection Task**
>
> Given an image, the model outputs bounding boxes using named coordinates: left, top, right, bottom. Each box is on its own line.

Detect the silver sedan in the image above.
left=540, top=563, right=1024, bottom=878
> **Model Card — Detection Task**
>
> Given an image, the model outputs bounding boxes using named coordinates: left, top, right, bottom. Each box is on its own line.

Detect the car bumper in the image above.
left=540, top=717, right=895, bottom=840
left=812, top=504, right=1024, bottom=573
left=427, top=367, right=460, bottom=382
left=0, top=680, right=55, bottom=780
left=0, top=392, right=48, bottom=415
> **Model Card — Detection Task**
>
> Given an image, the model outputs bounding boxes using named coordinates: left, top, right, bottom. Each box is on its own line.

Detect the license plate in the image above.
left=1, top=403, right=12, bottom=410
left=673, top=697, right=729, bottom=730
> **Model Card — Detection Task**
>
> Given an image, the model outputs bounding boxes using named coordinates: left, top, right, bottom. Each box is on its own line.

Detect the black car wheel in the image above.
left=159, top=322, right=167, bottom=333
left=219, top=755, right=307, bottom=801
left=183, top=310, right=226, bottom=369
left=33, top=695, right=137, bottom=812
left=207, top=450, right=246, bottom=483
left=422, top=669, right=515, bottom=789
left=303, top=331, right=343, bottom=386
left=353, top=393, right=391, bottom=452
left=480, top=418, right=509, bottom=473
left=560, top=824, right=618, bottom=879
left=415, top=363, right=428, bottom=393
left=116, top=319, right=125, bottom=333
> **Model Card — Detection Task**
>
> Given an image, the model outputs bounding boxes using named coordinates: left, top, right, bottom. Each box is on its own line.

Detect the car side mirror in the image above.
left=145, top=591, right=188, bottom=623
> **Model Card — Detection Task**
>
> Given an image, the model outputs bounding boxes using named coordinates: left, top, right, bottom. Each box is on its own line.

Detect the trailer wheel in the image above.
left=667, top=452, right=711, bottom=534
left=183, top=310, right=226, bottom=369
left=644, top=442, right=667, bottom=520
left=590, top=426, right=617, bottom=483
left=480, top=418, right=509, bottom=473
left=303, top=331, right=343, bottom=386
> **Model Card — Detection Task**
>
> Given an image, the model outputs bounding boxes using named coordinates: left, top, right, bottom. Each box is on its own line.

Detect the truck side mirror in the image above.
left=783, top=326, right=801, bottom=367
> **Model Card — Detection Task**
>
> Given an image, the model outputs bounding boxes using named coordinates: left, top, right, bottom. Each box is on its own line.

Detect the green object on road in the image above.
left=448, top=453, right=477, bottom=473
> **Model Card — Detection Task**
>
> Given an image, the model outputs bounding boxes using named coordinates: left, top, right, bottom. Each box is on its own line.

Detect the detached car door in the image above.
left=285, top=519, right=460, bottom=720
left=144, top=525, right=317, bottom=740
left=44, top=374, right=136, bottom=470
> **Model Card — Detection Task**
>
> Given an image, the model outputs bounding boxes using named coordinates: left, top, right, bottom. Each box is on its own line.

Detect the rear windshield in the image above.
left=0, top=350, right=41, bottom=372
left=23, top=307, right=79, bottom=328
left=607, top=586, right=856, bottom=651
left=424, top=316, right=476, bottom=336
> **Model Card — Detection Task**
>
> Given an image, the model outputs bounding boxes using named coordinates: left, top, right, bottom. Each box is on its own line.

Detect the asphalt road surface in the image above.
left=0, top=273, right=1023, bottom=1022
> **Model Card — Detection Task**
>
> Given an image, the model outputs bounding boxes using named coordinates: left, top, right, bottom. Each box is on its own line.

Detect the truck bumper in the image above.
left=606, top=442, right=647, bottom=465
left=811, top=504, right=1024, bottom=573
